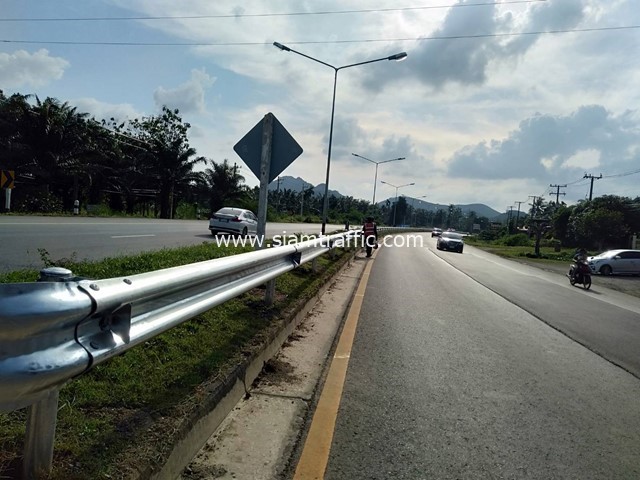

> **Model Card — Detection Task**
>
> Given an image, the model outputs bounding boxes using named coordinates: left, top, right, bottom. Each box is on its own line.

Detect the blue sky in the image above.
left=1, top=0, right=639, bottom=212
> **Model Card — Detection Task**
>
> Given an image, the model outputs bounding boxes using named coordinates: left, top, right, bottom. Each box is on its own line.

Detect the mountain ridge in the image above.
left=269, top=176, right=502, bottom=219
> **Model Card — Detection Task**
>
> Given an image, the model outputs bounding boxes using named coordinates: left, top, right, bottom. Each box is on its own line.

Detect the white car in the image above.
left=209, top=207, right=258, bottom=237
left=587, top=249, right=640, bottom=275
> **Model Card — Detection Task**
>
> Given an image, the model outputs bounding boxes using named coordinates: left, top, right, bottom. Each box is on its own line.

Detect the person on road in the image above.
left=572, top=247, right=589, bottom=281
left=362, top=216, right=378, bottom=257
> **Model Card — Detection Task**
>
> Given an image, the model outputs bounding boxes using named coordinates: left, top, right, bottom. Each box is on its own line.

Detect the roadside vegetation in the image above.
left=0, top=241, right=354, bottom=479
left=464, top=234, right=577, bottom=262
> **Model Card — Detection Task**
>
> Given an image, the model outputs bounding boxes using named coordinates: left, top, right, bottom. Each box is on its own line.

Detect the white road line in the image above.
left=111, top=234, right=156, bottom=239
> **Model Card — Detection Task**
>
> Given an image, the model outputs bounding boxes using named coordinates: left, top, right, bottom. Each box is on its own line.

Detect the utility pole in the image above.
left=506, top=206, right=514, bottom=233
left=549, top=184, right=566, bottom=205
left=514, top=201, right=525, bottom=231
left=528, top=195, right=542, bottom=218
left=583, top=173, right=602, bottom=201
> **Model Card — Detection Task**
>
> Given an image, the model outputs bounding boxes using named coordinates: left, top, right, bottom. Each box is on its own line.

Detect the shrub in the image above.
left=15, top=192, right=63, bottom=213
left=499, top=233, right=531, bottom=247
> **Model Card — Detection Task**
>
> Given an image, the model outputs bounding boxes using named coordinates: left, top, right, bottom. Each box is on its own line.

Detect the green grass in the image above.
left=0, top=242, right=354, bottom=479
left=464, top=236, right=579, bottom=262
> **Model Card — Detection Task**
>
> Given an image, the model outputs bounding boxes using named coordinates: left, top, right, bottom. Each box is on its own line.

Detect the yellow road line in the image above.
left=293, top=252, right=376, bottom=479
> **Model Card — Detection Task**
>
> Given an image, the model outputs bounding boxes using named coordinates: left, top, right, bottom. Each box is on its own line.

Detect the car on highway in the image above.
left=436, top=231, right=464, bottom=253
left=209, top=207, right=258, bottom=237
left=431, top=227, right=442, bottom=237
left=587, top=249, right=640, bottom=275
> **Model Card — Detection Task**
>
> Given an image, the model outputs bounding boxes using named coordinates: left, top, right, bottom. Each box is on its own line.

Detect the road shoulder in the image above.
left=179, top=255, right=369, bottom=480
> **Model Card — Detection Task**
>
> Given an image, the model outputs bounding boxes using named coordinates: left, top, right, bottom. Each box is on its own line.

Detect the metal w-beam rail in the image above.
left=0, top=230, right=363, bottom=478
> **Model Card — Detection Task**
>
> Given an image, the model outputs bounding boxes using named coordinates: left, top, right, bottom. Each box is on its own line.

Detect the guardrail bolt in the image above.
left=90, top=283, right=100, bottom=291
left=38, top=267, right=73, bottom=282
left=123, top=278, right=132, bottom=285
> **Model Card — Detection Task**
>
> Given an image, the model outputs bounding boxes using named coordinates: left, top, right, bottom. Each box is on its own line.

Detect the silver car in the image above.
left=588, top=249, right=640, bottom=275
left=436, top=231, right=464, bottom=253
left=209, top=207, right=258, bottom=237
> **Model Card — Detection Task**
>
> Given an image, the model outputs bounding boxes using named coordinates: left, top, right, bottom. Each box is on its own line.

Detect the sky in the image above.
left=1, top=0, right=639, bottom=213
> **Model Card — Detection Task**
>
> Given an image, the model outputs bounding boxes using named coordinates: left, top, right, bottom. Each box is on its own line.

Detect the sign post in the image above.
left=1, top=170, right=15, bottom=212
left=234, top=113, right=303, bottom=304
left=258, top=114, right=275, bottom=304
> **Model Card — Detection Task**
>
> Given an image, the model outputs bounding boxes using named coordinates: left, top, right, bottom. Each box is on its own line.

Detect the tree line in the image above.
left=3, top=90, right=636, bottom=247
left=0, top=90, right=465, bottom=226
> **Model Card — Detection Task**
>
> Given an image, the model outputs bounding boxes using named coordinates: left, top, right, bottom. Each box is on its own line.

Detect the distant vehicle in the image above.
left=588, top=249, right=640, bottom=275
left=209, top=207, right=258, bottom=237
left=431, top=228, right=442, bottom=237
left=436, top=231, right=464, bottom=253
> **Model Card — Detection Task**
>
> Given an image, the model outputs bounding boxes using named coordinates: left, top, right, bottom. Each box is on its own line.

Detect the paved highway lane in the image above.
left=429, top=237, right=640, bottom=377
left=321, top=235, right=640, bottom=479
left=0, top=216, right=344, bottom=273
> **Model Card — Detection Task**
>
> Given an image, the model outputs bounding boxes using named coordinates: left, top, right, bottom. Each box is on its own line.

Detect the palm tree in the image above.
left=199, top=159, right=246, bottom=214
left=129, top=107, right=206, bottom=218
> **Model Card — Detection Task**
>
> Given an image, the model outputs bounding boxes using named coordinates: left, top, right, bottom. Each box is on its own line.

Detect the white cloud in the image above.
left=446, top=105, right=640, bottom=182
left=153, top=68, right=216, bottom=113
left=0, top=49, right=69, bottom=88
left=72, top=98, right=142, bottom=123
left=562, top=149, right=601, bottom=170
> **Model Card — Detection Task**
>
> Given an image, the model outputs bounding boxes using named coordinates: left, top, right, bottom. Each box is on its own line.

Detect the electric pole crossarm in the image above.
left=549, top=184, right=567, bottom=204
left=583, top=173, right=602, bottom=201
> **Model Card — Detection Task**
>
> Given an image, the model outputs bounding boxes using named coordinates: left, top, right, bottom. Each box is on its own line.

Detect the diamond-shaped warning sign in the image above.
left=233, top=114, right=303, bottom=183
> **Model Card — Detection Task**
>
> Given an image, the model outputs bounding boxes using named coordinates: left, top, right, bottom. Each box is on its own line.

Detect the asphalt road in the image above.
left=0, top=216, right=344, bottom=273
left=324, top=234, right=640, bottom=479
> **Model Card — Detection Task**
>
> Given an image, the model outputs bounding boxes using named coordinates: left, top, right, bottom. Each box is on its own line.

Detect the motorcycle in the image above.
left=568, top=260, right=592, bottom=290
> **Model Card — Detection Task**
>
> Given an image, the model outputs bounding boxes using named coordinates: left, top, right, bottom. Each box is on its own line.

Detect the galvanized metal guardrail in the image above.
left=0, top=230, right=366, bottom=477
left=0, top=226, right=429, bottom=478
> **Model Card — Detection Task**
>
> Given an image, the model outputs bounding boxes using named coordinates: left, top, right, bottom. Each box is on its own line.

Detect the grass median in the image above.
left=0, top=240, right=354, bottom=479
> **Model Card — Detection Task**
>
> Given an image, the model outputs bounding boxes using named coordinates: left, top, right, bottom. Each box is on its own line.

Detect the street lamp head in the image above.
left=273, top=42, right=291, bottom=52
left=388, top=52, right=408, bottom=62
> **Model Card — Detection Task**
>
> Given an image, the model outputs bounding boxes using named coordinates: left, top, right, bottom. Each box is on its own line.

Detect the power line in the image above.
left=2, top=24, right=639, bottom=47
left=603, top=167, right=640, bottom=178
left=0, top=1, right=548, bottom=22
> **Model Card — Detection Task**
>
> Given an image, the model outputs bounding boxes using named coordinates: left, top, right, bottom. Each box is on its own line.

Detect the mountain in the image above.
left=268, top=176, right=343, bottom=198
left=268, top=176, right=501, bottom=219
left=384, top=197, right=502, bottom=220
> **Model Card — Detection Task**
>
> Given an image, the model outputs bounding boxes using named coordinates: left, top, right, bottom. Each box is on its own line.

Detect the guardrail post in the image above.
left=16, top=266, right=77, bottom=479
left=23, top=389, right=60, bottom=479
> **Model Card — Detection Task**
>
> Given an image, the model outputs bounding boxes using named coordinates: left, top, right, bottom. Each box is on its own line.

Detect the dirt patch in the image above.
left=181, top=464, right=227, bottom=479
left=252, top=358, right=301, bottom=389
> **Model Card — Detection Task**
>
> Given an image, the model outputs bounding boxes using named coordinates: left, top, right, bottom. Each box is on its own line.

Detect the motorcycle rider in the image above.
left=572, top=247, right=589, bottom=281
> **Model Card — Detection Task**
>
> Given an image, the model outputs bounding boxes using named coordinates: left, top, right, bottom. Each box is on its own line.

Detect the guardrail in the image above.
left=0, top=226, right=430, bottom=478
left=0, top=230, right=364, bottom=477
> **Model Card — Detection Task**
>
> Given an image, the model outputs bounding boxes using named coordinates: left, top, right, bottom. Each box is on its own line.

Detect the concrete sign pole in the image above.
left=258, top=113, right=276, bottom=305
left=4, top=188, right=11, bottom=212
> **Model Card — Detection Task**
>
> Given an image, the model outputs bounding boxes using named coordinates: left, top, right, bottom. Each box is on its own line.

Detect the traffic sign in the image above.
left=233, top=113, right=303, bottom=183
left=1, top=170, right=14, bottom=189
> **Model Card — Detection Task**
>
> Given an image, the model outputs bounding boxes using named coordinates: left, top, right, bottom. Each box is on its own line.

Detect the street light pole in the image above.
left=352, top=153, right=406, bottom=207
left=273, top=42, right=407, bottom=235
left=380, top=180, right=415, bottom=226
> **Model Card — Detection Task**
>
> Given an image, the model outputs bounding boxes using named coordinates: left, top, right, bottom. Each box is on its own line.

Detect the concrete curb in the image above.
left=140, top=250, right=360, bottom=480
